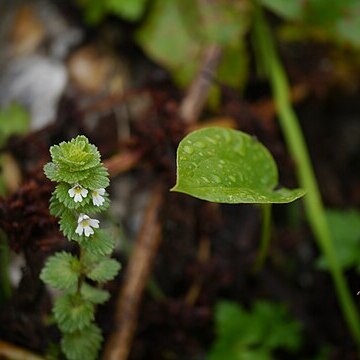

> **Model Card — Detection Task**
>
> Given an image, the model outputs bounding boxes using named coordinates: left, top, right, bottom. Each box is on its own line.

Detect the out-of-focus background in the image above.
left=1, top=0, right=360, bottom=359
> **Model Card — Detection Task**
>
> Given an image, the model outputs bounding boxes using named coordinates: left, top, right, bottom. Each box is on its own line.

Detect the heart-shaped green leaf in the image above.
left=171, top=127, right=305, bottom=204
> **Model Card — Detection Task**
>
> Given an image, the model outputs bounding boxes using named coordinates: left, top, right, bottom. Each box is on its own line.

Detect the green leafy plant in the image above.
left=171, top=127, right=304, bottom=204
left=0, top=103, right=30, bottom=148
left=172, top=127, right=304, bottom=271
left=41, top=136, right=121, bottom=360
left=317, top=209, right=360, bottom=272
left=260, top=0, right=360, bottom=47
left=253, top=7, right=360, bottom=344
left=73, top=0, right=360, bottom=348
left=209, top=300, right=302, bottom=360
left=136, top=0, right=250, bottom=88
left=76, top=0, right=148, bottom=24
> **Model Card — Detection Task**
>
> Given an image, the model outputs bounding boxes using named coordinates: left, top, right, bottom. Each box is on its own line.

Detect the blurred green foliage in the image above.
left=0, top=103, right=30, bottom=148
left=77, top=0, right=148, bottom=23
left=318, top=209, right=360, bottom=273
left=136, top=0, right=250, bottom=88
left=76, top=0, right=251, bottom=90
left=75, top=0, right=360, bottom=91
left=209, top=300, right=302, bottom=360
left=260, top=0, right=360, bottom=46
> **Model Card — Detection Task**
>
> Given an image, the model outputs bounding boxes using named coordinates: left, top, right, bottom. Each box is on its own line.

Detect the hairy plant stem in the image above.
left=253, top=204, right=272, bottom=272
left=253, top=7, right=360, bottom=344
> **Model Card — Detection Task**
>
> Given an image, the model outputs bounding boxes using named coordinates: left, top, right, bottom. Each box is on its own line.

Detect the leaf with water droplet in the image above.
left=171, top=127, right=305, bottom=204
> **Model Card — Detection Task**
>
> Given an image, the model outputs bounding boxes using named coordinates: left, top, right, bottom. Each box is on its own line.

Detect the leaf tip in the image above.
left=169, top=184, right=179, bottom=192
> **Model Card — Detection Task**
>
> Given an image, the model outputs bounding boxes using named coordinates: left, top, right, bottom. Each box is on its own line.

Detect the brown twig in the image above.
left=179, top=44, right=223, bottom=125
left=0, top=341, right=44, bottom=360
left=104, top=149, right=143, bottom=178
left=102, top=184, right=164, bottom=360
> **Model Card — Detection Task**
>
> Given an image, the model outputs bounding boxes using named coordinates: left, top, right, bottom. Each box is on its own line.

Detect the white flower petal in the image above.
left=78, top=213, right=86, bottom=223
left=89, top=219, right=100, bottom=228
left=81, top=188, right=88, bottom=197
left=74, top=193, right=83, bottom=202
left=69, top=184, right=88, bottom=202
left=75, top=224, right=84, bottom=236
left=97, top=188, right=105, bottom=195
left=92, top=193, right=105, bottom=206
left=84, top=226, right=94, bottom=237
left=75, top=214, right=99, bottom=237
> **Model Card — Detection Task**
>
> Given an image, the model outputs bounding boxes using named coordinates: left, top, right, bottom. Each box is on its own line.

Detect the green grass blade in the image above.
left=253, top=7, right=360, bottom=344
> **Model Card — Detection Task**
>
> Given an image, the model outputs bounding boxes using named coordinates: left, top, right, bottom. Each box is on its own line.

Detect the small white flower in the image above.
left=68, top=184, right=88, bottom=203
left=91, top=188, right=106, bottom=206
left=75, top=213, right=99, bottom=237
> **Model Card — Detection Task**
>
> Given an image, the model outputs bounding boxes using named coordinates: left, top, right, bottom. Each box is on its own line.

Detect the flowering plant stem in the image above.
left=41, top=136, right=121, bottom=360
left=253, top=7, right=360, bottom=344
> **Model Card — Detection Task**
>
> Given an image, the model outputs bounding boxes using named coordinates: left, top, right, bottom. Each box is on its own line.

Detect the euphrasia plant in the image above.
left=41, top=136, right=121, bottom=360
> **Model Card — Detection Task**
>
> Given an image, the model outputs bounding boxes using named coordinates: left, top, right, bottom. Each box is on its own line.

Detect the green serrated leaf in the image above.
left=44, top=163, right=62, bottom=182
left=59, top=210, right=78, bottom=241
left=40, top=252, right=80, bottom=291
left=79, top=165, right=110, bottom=190
left=82, top=249, right=104, bottom=265
left=54, top=294, right=95, bottom=333
left=87, top=258, right=121, bottom=283
left=49, top=194, right=70, bottom=219
left=60, top=167, right=94, bottom=184
left=209, top=300, right=302, bottom=360
left=79, top=229, right=116, bottom=256
left=215, top=301, right=249, bottom=338
left=62, top=324, right=102, bottom=360
left=50, top=136, right=100, bottom=172
left=172, top=127, right=305, bottom=204
left=45, top=162, right=92, bottom=184
left=80, top=283, right=110, bottom=304
left=254, top=301, right=302, bottom=351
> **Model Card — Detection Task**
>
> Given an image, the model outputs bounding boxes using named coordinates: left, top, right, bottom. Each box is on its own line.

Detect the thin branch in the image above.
left=102, top=183, right=164, bottom=360
left=104, top=150, right=143, bottom=178
left=179, top=44, right=222, bottom=125
left=0, top=341, right=44, bottom=360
